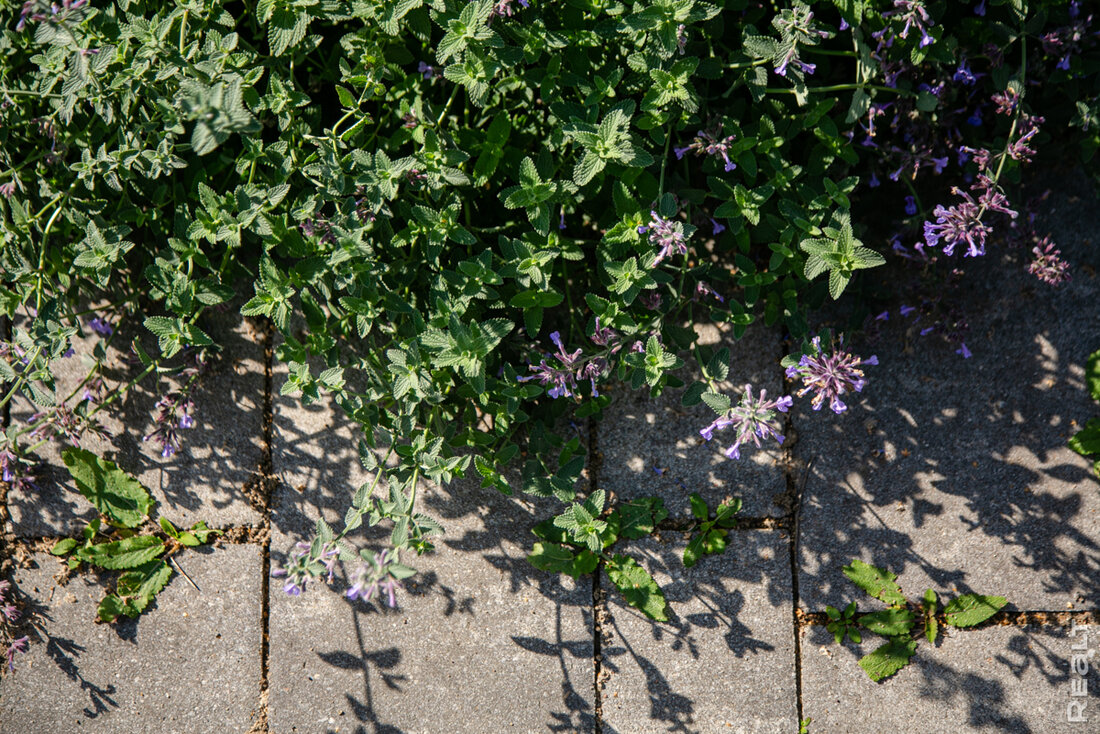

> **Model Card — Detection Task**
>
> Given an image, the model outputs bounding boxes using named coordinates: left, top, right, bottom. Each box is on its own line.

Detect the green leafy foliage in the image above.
left=606, top=554, right=668, bottom=622
left=61, top=447, right=155, bottom=528
left=52, top=453, right=220, bottom=622
left=832, top=560, right=1008, bottom=682
left=683, top=493, right=741, bottom=568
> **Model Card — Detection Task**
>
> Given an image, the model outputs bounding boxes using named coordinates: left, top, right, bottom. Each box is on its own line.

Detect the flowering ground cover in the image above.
left=1, top=0, right=1099, bottom=730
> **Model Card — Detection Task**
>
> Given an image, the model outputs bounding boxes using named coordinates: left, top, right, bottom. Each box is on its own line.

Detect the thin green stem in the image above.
left=765, top=84, right=912, bottom=96
left=725, top=58, right=770, bottom=70
left=658, top=124, right=673, bottom=199
left=435, top=86, right=460, bottom=129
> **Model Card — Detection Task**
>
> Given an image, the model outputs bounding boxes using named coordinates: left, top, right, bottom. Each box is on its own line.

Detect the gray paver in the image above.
left=269, top=390, right=595, bottom=733
left=794, top=177, right=1100, bottom=612
left=598, top=323, right=788, bottom=518
left=6, top=309, right=265, bottom=537
left=600, top=533, right=798, bottom=734
left=0, top=546, right=263, bottom=733
left=800, top=622, right=1100, bottom=733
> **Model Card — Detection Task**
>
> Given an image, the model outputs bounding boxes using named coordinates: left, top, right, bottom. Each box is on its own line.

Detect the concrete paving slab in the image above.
left=6, top=307, right=265, bottom=537
left=598, top=323, right=789, bottom=519
left=0, top=545, right=263, bottom=733
left=269, top=388, right=596, bottom=733
left=600, top=532, right=798, bottom=734
left=794, top=176, right=1100, bottom=612
left=800, top=622, right=1100, bottom=733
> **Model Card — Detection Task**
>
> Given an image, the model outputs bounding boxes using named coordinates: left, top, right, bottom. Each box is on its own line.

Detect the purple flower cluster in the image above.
left=875, top=0, right=935, bottom=49
left=27, top=402, right=86, bottom=446
left=785, top=336, right=877, bottom=414
left=700, top=385, right=791, bottom=460
left=922, top=103, right=1045, bottom=258
left=346, top=549, right=403, bottom=607
left=300, top=216, right=337, bottom=245
left=674, top=128, right=737, bottom=172
left=518, top=329, right=612, bottom=399
left=271, top=541, right=312, bottom=596
left=638, top=211, right=689, bottom=265
left=143, top=393, right=196, bottom=458
left=1042, top=4, right=1095, bottom=71
left=0, top=579, right=27, bottom=672
left=490, top=0, right=529, bottom=20
left=15, top=0, right=86, bottom=32
left=1027, top=238, right=1072, bottom=286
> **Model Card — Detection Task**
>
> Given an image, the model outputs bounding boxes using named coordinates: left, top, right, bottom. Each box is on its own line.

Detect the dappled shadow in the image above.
left=796, top=169, right=1100, bottom=614
left=6, top=295, right=267, bottom=537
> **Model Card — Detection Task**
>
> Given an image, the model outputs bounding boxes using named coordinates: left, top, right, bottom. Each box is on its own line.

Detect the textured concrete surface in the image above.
left=600, top=533, right=798, bottom=734
left=6, top=308, right=265, bottom=537
left=794, top=175, right=1100, bottom=612
left=598, top=323, right=789, bottom=519
left=269, top=389, right=596, bottom=733
left=0, top=546, right=263, bottom=734
left=801, top=622, right=1100, bottom=733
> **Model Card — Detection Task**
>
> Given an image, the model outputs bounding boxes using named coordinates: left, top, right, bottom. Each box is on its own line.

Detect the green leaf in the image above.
left=51, top=538, right=78, bottom=556
left=1068, top=419, right=1100, bottom=457
left=858, top=608, right=915, bottom=637
left=269, top=7, right=309, bottom=56
left=683, top=532, right=705, bottom=568
left=606, top=554, right=668, bottom=622
left=78, top=535, right=166, bottom=569
left=115, top=559, right=172, bottom=613
left=858, top=639, right=917, bottom=682
left=61, top=447, right=155, bottom=528
left=97, top=594, right=131, bottom=622
left=842, top=559, right=907, bottom=606
left=943, top=594, right=1007, bottom=628
left=701, top=392, right=731, bottom=415
left=689, top=493, right=708, bottom=520
left=528, top=542, right=576, bottom=574
left=617, top=498, right=668, bottom=539
left=923, top=588, right=939, bottom=644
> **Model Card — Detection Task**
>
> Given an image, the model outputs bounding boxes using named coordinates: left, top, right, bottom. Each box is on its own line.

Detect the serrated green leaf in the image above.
left=61, top=447, right=154, bottom=528
left=78, top=535, right=165, bottom=569
left=842, top=559, right=907, bottom=606
left=943, top=594, right=1007, bottom=628
left=858, top=639, right=917, bottom=682
left=701, top=392, right=731, bottom=415
left=115, top=559, right=172, bottom=614
left=858, top=608, right=915, bottom=637
left=606, top=554, right=667, bottom=621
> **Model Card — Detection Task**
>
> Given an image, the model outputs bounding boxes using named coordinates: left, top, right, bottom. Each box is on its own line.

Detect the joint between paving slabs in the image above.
left=248, top=315, right=276, bottom=734
left=587, top=414, right=606, bottom=734
left=780, top=363, right=807, bottom=731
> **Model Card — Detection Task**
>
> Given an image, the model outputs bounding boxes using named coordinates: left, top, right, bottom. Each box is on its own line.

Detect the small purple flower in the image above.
left=839, top=18, right=850, bottom=31
left=875, top=311, right=890, bottom=322
left=899, top=304, right=917, bottom=317
left=974, top=0, right=986, bottom=16
left=956, top=343, right=972, bottom=359
left=87, top=317, right=113, bottom=337
left=785, top=336, right=877, bottom=414
left=710, top=218, right=726, bottom=236
left=869, top=172, right=881, bottom=188
left=6, top=637, right=28, bottom=673
left=1027, top=238, right=1071, bottom=286
left=0, top=182, right=14, bottom=198
left=0, top=449, right=15, bottom=483
left=904, top=196, right=917, bottom=216
left=559, top=206, right=566, bottom=230
left=675, top=127, right=737, bottom=171
left=700, top=384, right=791, bottom=460
left=642, top=210, right=689, bottom=265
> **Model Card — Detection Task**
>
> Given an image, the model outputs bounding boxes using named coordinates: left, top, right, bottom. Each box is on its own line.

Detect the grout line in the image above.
left=798, top=608, right=1100, bottom=628
left=781, top=354, right=806, bottom=731
left=249, top=317, right=275, bottom=733
left=587, top=414, right=604, bottom=734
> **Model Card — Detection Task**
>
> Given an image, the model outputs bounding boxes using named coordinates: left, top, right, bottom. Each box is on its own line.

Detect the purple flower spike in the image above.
left=786, top=335, right=877, bottom=414
left=700, top=384, right=789, bottom=460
